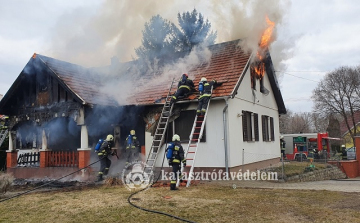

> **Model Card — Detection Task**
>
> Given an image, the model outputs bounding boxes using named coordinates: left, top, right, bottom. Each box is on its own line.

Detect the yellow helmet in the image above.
left=106, top=134, right=114, bottom=141
left=172, top=134, right=180, bottom=142
left=130, top=130, right=135, bottom=135
left=200, top=77, right=207, bottom=82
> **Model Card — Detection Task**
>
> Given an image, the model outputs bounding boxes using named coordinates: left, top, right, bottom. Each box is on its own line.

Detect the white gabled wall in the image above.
left=146, top=68, right=282, bottom=168
left=146, top=100, right=227, bottom=168
left=227, top=69, right=281, bottom=167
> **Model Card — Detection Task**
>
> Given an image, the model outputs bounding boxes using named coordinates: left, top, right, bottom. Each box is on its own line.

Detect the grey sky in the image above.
left=1, top=0, right=359, bottom=113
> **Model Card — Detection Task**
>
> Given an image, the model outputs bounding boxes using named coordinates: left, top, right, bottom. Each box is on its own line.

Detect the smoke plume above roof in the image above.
left=47, top=0, right=292, bottom=70
left=46, top=0, right=292, bottom=105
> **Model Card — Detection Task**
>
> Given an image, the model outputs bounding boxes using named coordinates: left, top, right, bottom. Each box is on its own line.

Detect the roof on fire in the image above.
left=0, top=39, right=286, bottom=114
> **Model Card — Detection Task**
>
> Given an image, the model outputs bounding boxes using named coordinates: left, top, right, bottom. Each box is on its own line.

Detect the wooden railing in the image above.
left=17, top=152, right=40, bottom=166
left=45, top=151, right=79, bottom=167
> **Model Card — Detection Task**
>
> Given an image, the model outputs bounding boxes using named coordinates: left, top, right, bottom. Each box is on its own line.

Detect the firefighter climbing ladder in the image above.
left=0, top=129, right=8, bottom=148
left=143, top=79, right=176, bottom=177
left=177, top=87, right=213, bottom=187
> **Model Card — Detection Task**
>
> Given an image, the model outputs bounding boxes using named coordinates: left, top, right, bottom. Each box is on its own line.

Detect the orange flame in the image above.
left=252, top=16, right=275, bottom=78
left=259, top=16, right=275, bottom=50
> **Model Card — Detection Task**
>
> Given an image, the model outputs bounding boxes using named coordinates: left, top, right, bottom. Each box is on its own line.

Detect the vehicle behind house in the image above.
left=281, top=133, right=332, bottom=161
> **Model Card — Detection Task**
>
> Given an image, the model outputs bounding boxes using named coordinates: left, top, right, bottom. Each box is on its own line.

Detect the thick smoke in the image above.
left=46, top=0, right=292, bottom=102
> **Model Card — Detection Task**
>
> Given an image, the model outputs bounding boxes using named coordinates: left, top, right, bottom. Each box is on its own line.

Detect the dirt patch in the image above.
left=332, top=193, right=360, bottom=211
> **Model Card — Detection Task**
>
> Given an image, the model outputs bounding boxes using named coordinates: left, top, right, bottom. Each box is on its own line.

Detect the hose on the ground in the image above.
left=0, top=156, right=105, bottom=203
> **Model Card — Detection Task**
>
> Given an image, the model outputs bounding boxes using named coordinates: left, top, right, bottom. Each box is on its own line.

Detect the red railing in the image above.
left=45, top=151, right=79, bottom=167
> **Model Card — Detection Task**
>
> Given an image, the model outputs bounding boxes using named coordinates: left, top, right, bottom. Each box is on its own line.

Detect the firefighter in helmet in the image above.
left=166, top=134, right=186, bottom=190
left=97, top=134, right=115, bottom=182
left=280, top=136, right=286, bottom=159
left=170, top=74, right=195, bottom=106
left=196, top=77, right=222, bottom=116
left=125, top=130, right=140, bottom=164
left=341, top=144, right=347, bottom=160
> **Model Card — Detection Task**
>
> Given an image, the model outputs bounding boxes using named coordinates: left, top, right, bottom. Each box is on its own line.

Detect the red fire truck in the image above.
left=281, top=133, right=334, bottom=161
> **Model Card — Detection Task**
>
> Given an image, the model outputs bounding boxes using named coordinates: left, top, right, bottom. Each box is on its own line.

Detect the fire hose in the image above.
left=126, top=134, right=197, bottom=223
left=1, top=147, right=197, bottom=222
left=0, top=156, right=106, bottom=203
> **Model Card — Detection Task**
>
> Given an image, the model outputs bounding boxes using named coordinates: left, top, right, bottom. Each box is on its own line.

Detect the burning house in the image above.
left=0, top=36, right=286, bottom=179
left=0, top=53, right=146, bottom=178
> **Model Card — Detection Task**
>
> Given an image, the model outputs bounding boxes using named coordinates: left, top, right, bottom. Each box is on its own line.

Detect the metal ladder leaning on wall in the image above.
left=0, top=129, right=8, bottom=148
left=143, top=79, right=176, bottom=178
left=177, top=87, right=213, bottom=187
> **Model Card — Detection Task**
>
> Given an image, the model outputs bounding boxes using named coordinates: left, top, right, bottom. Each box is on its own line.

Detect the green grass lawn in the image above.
left=1, top=182, right=359, bottom=223
left=271, top=161, right=329, bottom=177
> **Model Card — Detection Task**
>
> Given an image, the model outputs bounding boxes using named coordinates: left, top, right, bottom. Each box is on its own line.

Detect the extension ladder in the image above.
left=143, top=79, right=176, bottom=177
left=0, top=128, right=8, bottom=148
left=177, top=87, right=213, bottom=187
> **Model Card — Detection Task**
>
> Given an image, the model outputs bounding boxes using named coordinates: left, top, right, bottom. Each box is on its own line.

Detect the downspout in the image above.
left=223, top=97, right=230, bottom=177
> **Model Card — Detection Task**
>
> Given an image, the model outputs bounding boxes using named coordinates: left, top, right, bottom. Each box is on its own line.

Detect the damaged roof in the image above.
left=36, top=54, right=118, bottom=106
left=130, top=39, right=286, bottom=114
left=0, top=39, right=286, bottom=114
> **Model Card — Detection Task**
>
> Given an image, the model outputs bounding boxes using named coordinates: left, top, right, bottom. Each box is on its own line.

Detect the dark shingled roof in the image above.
left=36, top=54, right=118, bottom=106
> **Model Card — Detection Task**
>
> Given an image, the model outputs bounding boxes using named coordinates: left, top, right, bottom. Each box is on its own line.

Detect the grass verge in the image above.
left=0, top=182, right=359, bottom=223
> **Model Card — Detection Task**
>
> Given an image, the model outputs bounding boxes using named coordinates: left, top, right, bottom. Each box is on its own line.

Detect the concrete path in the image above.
left=208, top=178, right=360, bottom=193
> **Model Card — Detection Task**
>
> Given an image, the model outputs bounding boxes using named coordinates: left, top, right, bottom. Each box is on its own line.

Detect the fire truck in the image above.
left=281, top=133, right=333, bottom=161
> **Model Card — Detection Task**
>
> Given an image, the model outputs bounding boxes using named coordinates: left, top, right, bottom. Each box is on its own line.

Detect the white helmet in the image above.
left=201, top=77, right=207, bottom=82
left=106, top=134, right=114, bottom=141
left=172, top=134, right=180, bottom=142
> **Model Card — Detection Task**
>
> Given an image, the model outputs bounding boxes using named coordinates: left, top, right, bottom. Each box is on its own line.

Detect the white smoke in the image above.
left=46, top=0, right=293, bottom=104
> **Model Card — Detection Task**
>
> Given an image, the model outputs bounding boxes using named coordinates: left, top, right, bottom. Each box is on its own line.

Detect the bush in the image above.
left=0, top=172, right=14, bottom=194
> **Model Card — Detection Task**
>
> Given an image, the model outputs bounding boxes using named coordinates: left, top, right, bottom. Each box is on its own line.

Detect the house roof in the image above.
left=130, top=40, right=286, bottom=114
left=131, top=40, right=251, bottom=105
left=340, top=111, right=360, bottom=136
left=36, top=54, right=118, bottom=106
left=0, top=39, right=286, bottom=114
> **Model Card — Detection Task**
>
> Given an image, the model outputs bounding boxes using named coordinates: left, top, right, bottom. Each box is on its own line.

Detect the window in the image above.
left=242, top=111, right=259, bottom=142
left=262, top=115, right=275, bottom=141
left=165, top=110, right=206, bottom=143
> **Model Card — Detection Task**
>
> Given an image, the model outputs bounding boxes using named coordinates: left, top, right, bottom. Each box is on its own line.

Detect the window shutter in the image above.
left=242, top=111, right=248, bottom=141
left=270, top=117, right=274, bottom=141
left=254, top=113, right=259, bottom=141
left=262, top=115, right=266, bottom=141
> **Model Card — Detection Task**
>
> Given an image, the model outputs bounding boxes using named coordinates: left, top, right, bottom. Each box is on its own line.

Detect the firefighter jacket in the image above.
left=125, top=135, right=140, bottom=151
left=167, top=141, right=185, bottom=164
left=199, top=80, right=217, bottom=99
left=97, top=140, right=113, bottom=157
left=178, top=77, right=195, bottom=91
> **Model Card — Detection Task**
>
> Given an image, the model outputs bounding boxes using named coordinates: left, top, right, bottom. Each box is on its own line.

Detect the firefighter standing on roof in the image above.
left=97, top=134, right=115, bottom=182
left=125, top=130, right=140, bottom=164
left=196, top=77, right=222, bottom=116
left=166, top=134, right=186, bottom=190
left=170, top=74, right=195, bottom=105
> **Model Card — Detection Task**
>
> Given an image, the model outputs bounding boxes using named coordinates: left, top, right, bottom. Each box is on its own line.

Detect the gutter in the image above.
left=223, top=97, right=230, bottom=176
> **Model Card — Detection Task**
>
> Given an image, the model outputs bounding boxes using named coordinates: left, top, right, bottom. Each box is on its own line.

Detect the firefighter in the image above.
left=280, top=136, right=286, bottom=159
left=166, top=134, right=186, bottom=190
left=97, top=134, right=115, bottom=182
left=125, top=130, right=140, bottom=164
left=170, top=74, right=195, bottom=106
left=341, top=144, right=347, bottom=160
left=196, top=77, right=222, bottom=116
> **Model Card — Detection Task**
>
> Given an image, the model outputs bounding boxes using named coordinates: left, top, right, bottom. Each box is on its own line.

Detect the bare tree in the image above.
left=279, top=109, right=315, bottom=134
left=312, top=66, right=360, bottom=143
left=311, top=112, right=328, bottom=133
